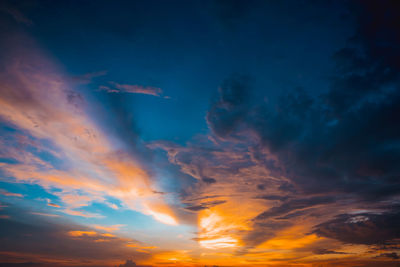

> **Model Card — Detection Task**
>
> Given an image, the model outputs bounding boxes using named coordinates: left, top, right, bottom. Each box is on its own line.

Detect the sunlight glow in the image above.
left=199, top=237, right=238, bottom=249
left=198, top=211, right=239, bottom=249
left=147, top=209, right=178, bottom=225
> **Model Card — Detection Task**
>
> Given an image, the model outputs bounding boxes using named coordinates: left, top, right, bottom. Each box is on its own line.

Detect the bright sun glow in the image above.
left=147, top=209, right=178, bottom=225
left=198, top=211, right=238, bottom=249
left=199, top=236, right=238, bottom=249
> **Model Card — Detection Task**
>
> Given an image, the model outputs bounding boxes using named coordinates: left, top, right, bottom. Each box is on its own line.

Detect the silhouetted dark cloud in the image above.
left=200, top=0, right=400, bottom=251
left=314, top=209, right=400, bottom=245
left=376, top=252, right=400, bottom=260
left=255, top=196, right=336, bottom=220
left=184, top=200, right=226, bottom=211
left=207, top=0, right=400, bottom=201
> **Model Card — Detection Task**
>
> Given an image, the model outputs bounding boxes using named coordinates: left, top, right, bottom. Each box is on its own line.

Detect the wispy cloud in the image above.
left=47, top=202, right=61, bottom=208
left=69, top=70, right=107, bottom=84
left=30, top=212, right=60, bottom=217
left=100, top=82, right=166, bottom=97
left=93, top=224, right=125, bottom=232
left=0, top=189, right=23, bottom=198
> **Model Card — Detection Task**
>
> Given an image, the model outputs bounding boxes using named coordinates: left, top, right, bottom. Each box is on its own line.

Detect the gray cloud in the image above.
left=255, top=196, right=336, bottom=221
left=313, top=209, right=400, bottom=245
left=184, top=200, right=226, bottom=212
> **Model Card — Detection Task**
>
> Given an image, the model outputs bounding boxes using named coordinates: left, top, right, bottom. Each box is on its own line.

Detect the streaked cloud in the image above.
left=69, top=70, right=108, bottom=84
left=30, top=212, right=61, bottom=218
left=93, top=224, right=125, bottom=232
left=68, top=230, right=98, bottom=237
left=100, top=82, right=164, bottom=97
left=0, top=189, right=23, bottom=198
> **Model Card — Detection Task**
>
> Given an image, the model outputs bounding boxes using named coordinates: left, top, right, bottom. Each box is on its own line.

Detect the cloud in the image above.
left=206, top=74, right=251, bottom=138
left=313, top=209, right=400, bottom=245
left=254, top=196, right=336, bottom=221
left=312, top=248, right=349, bottom=255
left=47, top=203, right=61, bottom=208
left=205, top=25, right=400, bottom=200
left=69, top=70, right=107, bottom=84
left=0, top=190, right=23, bottom=198
left=100, top=82, right=164, bottom=97
left=92, top=224, right=125, bottom=232
left=30, top=212, right=60, bottom=218
left=116, top=259, right=152, bottom=267
left=117, top=260, right=137, bottom=267
left=202, top=0, right=400, bottom=239
left=68, top=230, right=98, bottom=237
left=151, top=138, right=286, bottom=250
left=376, top=252, right=399, bottom=260
left=184, top=200, right=226, bottom=212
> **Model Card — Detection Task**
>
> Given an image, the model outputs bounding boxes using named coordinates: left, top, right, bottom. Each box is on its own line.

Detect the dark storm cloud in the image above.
left=376, top=253, right=400, bottom=260
left=312, top=249, right=349, bottom=255
left=206, top=74, right=251, bottom=139
left=313, top=209, right=400, bottom=245
left=184, top=200, right=226, bottom=211
left=255, top=194, right=289, bottom=202
left=200, top=0, right=400, bottom=250
left=255, top=196, right=336, bottom=220
left=207, top=0, right=400, bottom=200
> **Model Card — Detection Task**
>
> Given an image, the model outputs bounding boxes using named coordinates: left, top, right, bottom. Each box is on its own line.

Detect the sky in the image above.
left=0, top=0, right=399, bottom=266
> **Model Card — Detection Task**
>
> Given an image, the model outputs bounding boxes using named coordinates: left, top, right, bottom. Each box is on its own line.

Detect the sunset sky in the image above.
left=0, top=0, right=399, bottom=266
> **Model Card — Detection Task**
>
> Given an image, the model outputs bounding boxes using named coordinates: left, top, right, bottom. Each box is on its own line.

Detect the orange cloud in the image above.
left=47, top=203, right=61, bottom=208
left=92, top=224, right=125, bottom=232
left=101, top=233, right=116, bottom=238
left=68, top=231, right=98, bottom=237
